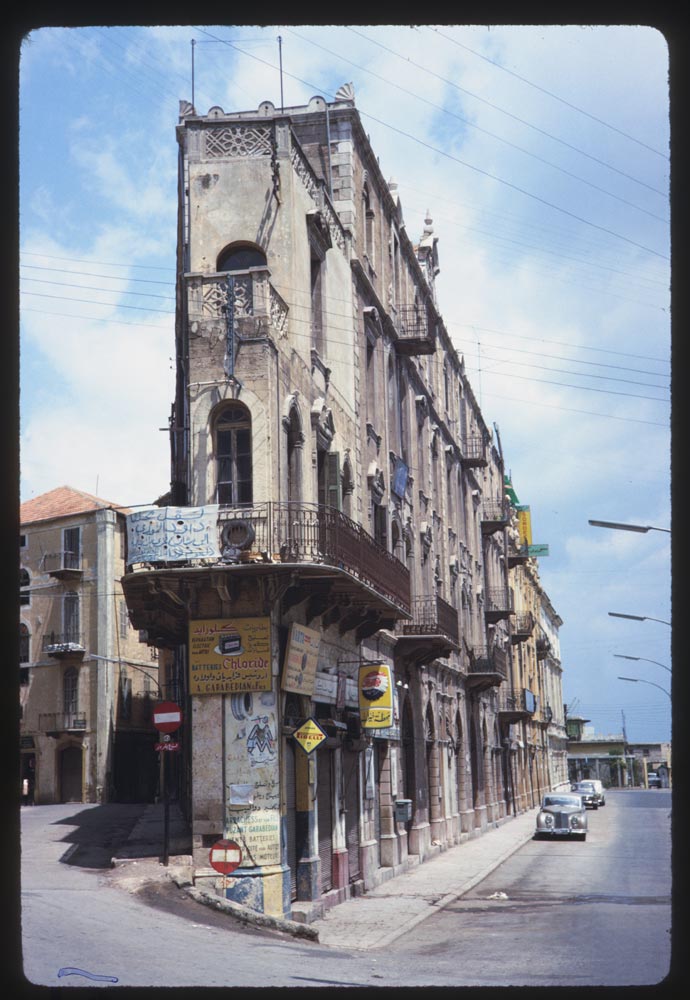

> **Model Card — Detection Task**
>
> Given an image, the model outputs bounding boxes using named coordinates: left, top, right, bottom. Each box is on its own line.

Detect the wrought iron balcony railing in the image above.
left=467, top=644, right=508, bottom=682
left=481, top=500, right=509, bottom=533
left=484, top=588, right=514, bottom=621
left=396, top=594, right=460, bottom=646
left=461, top=434, right=487, bottom=467
left=39, top=712, right=87, bottom=732
left=393, top=304, right=435, bottom=355
left=536, top=636, right=552, bottom=659
left=217, top=502, right=410, bottom=614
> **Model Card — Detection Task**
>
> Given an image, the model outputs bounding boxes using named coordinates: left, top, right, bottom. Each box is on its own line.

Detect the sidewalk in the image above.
left=113, top=802, right=539, bottom=948
left=311, top=808, right=538, bottom=950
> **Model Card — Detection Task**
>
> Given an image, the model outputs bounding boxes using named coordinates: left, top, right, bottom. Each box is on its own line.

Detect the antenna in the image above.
left=191, top=39, right=195, bottom=110
left=278, top=35, right=284, bottom=112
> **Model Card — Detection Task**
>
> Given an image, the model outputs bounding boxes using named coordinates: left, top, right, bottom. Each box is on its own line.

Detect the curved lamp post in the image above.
left=617, top=675, right=671, bottom=700
left=588, top=519, right=670, bottom=534
left=614, top=654, right=671, bottom=675
left=608, top=612, right=671, bottom=626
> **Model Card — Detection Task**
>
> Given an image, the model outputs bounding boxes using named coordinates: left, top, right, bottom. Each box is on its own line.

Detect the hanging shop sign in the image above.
left=293, top=718, right=328, bottom=755
left=358, top=663, right=393, bottom=729
left=281, top=622, right=322, bottom=695
left=527, top=544, right=549, bottom=557
left=189, top=617, right=271, bottom=694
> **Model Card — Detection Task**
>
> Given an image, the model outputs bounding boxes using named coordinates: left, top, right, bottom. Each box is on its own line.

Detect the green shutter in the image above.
left=327, top=452, right=341, bottom=510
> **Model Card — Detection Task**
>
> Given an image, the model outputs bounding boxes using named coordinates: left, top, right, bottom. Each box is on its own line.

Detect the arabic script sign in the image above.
left=126, top=506, right=220, bottom=564
left=189, top=617, right=272, bottom=694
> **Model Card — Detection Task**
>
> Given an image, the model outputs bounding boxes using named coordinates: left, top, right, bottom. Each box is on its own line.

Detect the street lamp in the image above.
left=617, top=676, right=671, bottom=700
left=608, top=612, right=671, bottom=626
left=588, top=519, right=670, bottom=534
left=614, top=654, right=671, bottom=675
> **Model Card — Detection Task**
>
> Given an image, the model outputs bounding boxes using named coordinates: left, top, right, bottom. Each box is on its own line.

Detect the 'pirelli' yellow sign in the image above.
left=293, top=718, right=327, bottom=755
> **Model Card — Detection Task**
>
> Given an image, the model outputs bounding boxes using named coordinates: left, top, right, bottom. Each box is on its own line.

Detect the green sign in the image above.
left=527, top=544, right=549, bottom=556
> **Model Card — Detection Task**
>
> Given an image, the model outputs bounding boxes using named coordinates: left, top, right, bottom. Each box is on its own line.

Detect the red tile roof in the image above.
left=20, top=486, right=128, bottom=525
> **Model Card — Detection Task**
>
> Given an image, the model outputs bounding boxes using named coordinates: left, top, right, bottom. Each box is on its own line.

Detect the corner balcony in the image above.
left=393, top=305, right=436, bottom=355
left=394, top=594, right=460, bottom=664
left=185, top=267, right=289, bottom=340
left=39, top=712, right=87, bottom=736
left=42, top=632, right=85, bottom=658
left=484, top=588, right=514, bottom=623
left=122, top=502, right=411, bottom=646
left=42, top=551, right=83, bottom=580
left=460, top=434, right=487, bottom=468
left=466, top=644, right=508, bottom=691
left=480, top=500, right=509, bottom=535
left=510, top=611, right=535, bottom=644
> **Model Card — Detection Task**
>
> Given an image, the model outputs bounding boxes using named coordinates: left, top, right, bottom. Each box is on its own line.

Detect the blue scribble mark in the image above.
left=58, top=966, right=119, bottom=983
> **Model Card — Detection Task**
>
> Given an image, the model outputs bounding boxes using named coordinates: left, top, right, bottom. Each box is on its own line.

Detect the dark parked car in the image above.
left=535, top=793, right=588, bottom=840
left=647, top=772, right=661, bottom=788
left=571, top=780, right=601, bottom=808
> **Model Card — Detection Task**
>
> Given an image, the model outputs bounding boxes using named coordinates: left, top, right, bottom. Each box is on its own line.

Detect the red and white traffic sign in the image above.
left=209, top=839, right=242, bottom=875
left=153, top=701, right=182, bottom=734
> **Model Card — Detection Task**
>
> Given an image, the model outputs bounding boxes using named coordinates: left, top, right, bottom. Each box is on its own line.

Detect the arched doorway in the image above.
left=60, top=745, right=83, bottom=802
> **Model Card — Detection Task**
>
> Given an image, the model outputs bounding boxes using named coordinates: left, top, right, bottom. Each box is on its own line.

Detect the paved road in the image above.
left=389, top=789, right=672, bottom=986
left=19, top=791, right=673, bottom=988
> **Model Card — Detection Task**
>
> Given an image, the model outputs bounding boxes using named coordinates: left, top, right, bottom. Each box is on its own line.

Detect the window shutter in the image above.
left=326, top=452, right=341, bottom=510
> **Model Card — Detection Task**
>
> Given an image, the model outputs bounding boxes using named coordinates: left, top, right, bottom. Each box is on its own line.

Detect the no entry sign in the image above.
left=209, top=839, right=242, bottom=875
left=153, top=701, right=182, bottom=734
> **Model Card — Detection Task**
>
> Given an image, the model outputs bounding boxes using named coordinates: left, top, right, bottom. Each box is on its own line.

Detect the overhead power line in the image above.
left=190, top=25, right=669, bottom=262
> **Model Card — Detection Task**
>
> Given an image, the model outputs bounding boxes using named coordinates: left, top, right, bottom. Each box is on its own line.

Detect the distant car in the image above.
left=535, top=793, right=588, bottom=840
left=647, top=772, right=661, bottom=788
left=587, top=779, right=606, bottom=805
left=570, top=780, right=601, bottom=808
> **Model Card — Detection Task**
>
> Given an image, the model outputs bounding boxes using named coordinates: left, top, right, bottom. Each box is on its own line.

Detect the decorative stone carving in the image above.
left=367, top=463, right=386, bottom=503
left=311, top=399, right=336, bottom=450
left=335, top=82, right=355, bottom=102
left=204, top=125, right=272, bottom=158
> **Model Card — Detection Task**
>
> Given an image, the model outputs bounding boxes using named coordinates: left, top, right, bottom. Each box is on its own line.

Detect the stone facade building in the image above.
left=122, top=88, right=565, bottom=920
left=20, top=487, right=160, bottom=804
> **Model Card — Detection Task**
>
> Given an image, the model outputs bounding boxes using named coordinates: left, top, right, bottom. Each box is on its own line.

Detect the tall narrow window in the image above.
left=363, top=184, right=375, bottom=265
left=318, top=451, right=341, bottom=510
left=63, top=526, right=81, bottom=571
left=64, top=591, right=80, bottom=643
left=311, top=254, right=324, bottom=355
left=119, top=600, right=129, bottom=639
left=215, top=405, right=253, bottom=505
left=63, top=667, right=78, bottom=716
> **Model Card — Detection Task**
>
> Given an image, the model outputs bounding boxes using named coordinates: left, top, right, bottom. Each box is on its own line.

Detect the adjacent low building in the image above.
left=20, top=486, right=160, bottom=804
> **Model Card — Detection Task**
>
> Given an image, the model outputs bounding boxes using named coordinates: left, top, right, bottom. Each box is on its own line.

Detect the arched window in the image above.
left=217, top=243, right=267, bottom=273
left=20, top=568, right=30, bottom=606
left=64, top=591, right=80, bottom=643
left=214, top=404, right=252, bottom=505
left=20, top=623, right=30, bottom=663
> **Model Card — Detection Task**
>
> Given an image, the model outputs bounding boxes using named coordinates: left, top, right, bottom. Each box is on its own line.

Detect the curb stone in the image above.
left=173, top=878, right=319, bottom=941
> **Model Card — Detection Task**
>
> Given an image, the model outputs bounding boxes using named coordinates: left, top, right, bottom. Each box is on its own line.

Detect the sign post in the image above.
left=153, top=701, right=182, bottom=866
left=209, top=838, right=242, bottom=895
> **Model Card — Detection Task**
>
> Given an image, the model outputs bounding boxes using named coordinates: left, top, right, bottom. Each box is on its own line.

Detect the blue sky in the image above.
left=18, top=24, right=672, bottom=743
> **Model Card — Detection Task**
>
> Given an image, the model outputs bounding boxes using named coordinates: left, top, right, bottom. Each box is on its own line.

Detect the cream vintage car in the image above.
left=535, top=792, right=588, bottom=841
